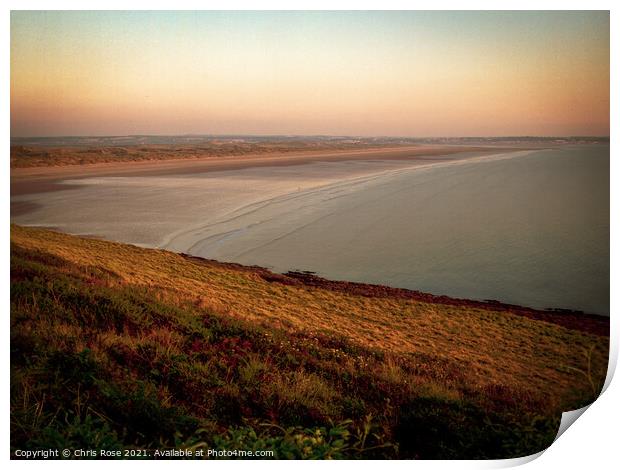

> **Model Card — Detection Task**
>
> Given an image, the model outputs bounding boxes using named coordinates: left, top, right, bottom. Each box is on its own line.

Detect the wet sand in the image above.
left=11, top=145, right=516, bottom=200
left=10, top=146, right=529, bottom=250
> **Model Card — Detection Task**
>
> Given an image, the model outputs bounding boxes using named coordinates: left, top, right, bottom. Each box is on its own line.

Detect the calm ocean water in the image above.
left=198, top=145, right=609, bottom=315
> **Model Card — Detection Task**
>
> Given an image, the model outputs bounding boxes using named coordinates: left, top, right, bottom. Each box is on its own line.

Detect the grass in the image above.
left=10, top=141, right=391, bottom=168
left=10, top=225, right=609, bottom=459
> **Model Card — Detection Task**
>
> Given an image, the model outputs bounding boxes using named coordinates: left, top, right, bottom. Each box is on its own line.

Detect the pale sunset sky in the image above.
left=10, top=11, right=610, bottom=137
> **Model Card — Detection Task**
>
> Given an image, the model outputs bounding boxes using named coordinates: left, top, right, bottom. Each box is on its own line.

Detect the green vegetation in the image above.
left=10, top=225, right=608, bottom=459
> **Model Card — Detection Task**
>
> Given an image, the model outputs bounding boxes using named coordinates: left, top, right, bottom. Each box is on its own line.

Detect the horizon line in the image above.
left=10, top=134, right=611, bottom=140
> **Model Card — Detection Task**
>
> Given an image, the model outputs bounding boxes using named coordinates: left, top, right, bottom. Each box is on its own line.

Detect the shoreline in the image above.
left=182, top=253, right=610, bottom=336
left=158, top=148, right=538, bottom=254
left=11, top=144, right=528, bottom=197
left=9, top=221, right=609, bottom=335
left=10, top=221, right=611, bottom=333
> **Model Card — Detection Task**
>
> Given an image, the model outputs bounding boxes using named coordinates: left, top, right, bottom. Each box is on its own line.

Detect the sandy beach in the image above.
left=10, top=145, right=525, bottom=242
left=11, top=145, right=513, bottom=198
left=12, top=146, right=500, bottom=242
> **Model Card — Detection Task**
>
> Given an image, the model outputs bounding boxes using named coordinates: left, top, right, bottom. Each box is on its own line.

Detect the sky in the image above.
left=10, top=11, right=610, bottom=137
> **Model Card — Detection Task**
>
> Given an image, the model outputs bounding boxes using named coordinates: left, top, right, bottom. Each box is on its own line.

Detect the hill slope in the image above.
left=10, top=225, right=609, bottom=459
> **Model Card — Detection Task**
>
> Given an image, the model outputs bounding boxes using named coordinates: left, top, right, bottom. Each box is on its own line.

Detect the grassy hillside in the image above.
left=10, top=225, right=609, bottom=459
